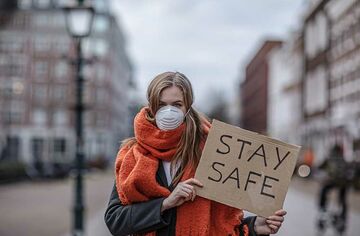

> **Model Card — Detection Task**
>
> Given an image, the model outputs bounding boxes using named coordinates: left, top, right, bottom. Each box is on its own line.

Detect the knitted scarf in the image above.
left=115, top=107, right=244, bottom=236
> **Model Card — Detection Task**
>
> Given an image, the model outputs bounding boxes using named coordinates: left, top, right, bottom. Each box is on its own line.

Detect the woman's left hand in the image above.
left=254, top=209, right=286, bottom=235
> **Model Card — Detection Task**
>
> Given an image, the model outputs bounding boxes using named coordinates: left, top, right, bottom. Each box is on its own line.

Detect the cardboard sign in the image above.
left=195, top=120, right=301, bottom=217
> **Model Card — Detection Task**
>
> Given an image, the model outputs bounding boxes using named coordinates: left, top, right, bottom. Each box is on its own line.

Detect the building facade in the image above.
left=327, top=0, right=360, bottom=160
left=267, top=33, right=303, bottom=145
left=301, top=0, right=360, bottom=162
left=301, top=0, right=331, bottom=163
left=0, top=0, right=133, bottom=176
left=240, top=40, right=282, bottom=134
left=236, top=0, right=360, bottom=164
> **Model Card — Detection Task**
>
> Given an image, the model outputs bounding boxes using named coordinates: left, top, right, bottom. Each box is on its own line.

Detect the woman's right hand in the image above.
left=161, top=178, right=203, bottom=212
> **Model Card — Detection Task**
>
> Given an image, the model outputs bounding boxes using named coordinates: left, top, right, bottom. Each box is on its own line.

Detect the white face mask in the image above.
left=155, top=105, right=186, bottom=131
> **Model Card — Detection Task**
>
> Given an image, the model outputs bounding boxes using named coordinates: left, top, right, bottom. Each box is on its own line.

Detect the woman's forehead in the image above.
left=160, top=86, right=184, bottom=102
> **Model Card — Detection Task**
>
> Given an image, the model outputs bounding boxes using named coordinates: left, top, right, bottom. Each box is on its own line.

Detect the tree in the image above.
left=206, top=89, right=230, bottom=123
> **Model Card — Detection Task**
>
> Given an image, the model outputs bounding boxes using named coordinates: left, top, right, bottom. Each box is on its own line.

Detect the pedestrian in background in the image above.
left=104, top=71, right=286, bottom=236
left=317, top=144, right=351, bottom=233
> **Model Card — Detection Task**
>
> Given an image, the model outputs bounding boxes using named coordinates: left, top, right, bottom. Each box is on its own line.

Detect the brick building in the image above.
left=0, top=0, right=133, bottom=176
left=240, top=40, right=282, bottom=134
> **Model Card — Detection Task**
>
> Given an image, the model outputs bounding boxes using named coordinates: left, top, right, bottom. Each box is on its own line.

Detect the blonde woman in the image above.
left=104, top=72, right=286, bottom=236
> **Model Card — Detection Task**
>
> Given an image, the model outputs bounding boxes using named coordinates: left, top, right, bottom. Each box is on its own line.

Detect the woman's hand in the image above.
left=254, top=209, right=287, bottom=235
left=161, top=178, right=203, bottom=212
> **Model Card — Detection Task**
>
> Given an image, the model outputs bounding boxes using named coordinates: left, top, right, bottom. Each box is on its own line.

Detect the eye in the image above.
left=174, top=103, right=182, bottom=107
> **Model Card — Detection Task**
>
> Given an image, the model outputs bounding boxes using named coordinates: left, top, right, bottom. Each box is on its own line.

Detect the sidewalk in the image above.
left=86, top=207, right=112, bottom=236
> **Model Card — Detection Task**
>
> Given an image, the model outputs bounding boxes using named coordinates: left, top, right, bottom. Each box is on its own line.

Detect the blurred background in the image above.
left=0, top=0, right=359, bottom=235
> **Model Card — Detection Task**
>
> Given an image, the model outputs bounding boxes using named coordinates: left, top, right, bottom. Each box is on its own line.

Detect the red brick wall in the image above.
left=241, top=41, right=282, bottom=134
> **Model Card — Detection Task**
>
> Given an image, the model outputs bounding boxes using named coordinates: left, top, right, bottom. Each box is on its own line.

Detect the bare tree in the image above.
left=206, top=89, right=230, bottom=123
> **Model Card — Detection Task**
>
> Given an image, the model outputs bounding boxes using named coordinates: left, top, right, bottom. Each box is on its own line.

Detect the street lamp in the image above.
left=63, top=1, right=94, bottom=236
left=63, top=4, right=94, bottom=38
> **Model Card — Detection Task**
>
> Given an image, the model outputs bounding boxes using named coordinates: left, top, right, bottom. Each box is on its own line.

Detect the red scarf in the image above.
left=115, top=107, right=244, bottom=235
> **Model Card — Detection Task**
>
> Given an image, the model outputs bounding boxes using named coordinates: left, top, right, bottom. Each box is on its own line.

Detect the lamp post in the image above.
left=63, top=1, right=94, bottom=236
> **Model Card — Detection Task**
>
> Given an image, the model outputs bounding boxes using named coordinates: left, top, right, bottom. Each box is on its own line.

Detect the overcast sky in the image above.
left=111, top=0, right=307, bottom=111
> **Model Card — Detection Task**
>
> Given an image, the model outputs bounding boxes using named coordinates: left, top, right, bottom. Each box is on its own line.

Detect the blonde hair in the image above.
left=122, top=72, right=207, bottom=185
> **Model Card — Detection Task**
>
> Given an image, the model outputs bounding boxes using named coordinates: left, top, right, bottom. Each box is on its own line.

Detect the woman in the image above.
left=104, top=72, right=286, bottom=236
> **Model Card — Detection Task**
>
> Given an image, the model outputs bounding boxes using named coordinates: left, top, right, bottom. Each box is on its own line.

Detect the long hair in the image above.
left=122, top=71, right=207, bottom=185
left=147, top=72, right=207, bottom=185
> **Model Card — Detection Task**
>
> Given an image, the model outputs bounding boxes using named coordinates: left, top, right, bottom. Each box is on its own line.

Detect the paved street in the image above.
left=277, top=177, right=360, bottom=236
left=1, top=171, right=359, bottom=236
left=0, top=170, right=114, bottom=236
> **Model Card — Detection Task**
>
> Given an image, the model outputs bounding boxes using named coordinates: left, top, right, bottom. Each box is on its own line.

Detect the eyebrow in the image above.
left=159, top=100, right=183, bottom=104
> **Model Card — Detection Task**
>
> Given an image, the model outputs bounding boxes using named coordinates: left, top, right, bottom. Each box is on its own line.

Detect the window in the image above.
left=2, top=107, right=23, bottom=125
left=93, top=0, right=109, bottom=12
left=83, top=38, right=108, bottom=57
left=93, top=15, right=109, bottom=33
left=52, top=13, right=66, bottom=27
left=53, top=138, right=66, bottom=153
left=54, top=61, right=68, bottom=79
left=84, top=111, right=92, bottom=126
left=83, top=85, right=92, bottom=104
left=33, top=13, right=50, bottom=27
left=1, top=136, right=21, bottom=161
left=33, top=84, right=47, bottom=101
left=0, top=55, right=7, bottom=65
left=53, top=85, right=67, bottom=101
left=0, top=36, right=23, bottom=52
left=36, top=0, right=50, bottom=8
left=52, top=138, right=67, bottom=162
left=305, top=66, right=328, bottom=114
left=82, top=38, right=93, bottom=57
left=8, top=101, right=25, bottom=124
left=96, top=64, right=106, bottom=82
left=96, top=134, right=106, bottom=153
left=34, top=61, right=48, bottom=80
left=8, top=112, right=22, bottom=124
left=95, top=113, right=106, bottom=127
left=53, top=110, right=68, bottom=126
left=54, top=37, right=69, bottom=53
left=305, top=12, right=329, bottom=59
left=32, top=108, right=47, bottom=125
left=34, top=36, right=51, bottom=52
left=95, top=88, right=107, bottom=104
left=31, top=138, right=45, bottom=166
left=305, top=22, right=315, bottom=58
left=1, top=81, right=13, bottom=97
left=0, top=80, right=24, bottom=98
left=83, top=64, right=94, bottom=78
left=2, top=54, right=27, bottom=77
left=18, top=0, right=32, bottom=9
left=94, top=39, right=108, bottom=57
left=12, top=13, right=26, bottom=27
left=316, top=12, right=328, bottom=52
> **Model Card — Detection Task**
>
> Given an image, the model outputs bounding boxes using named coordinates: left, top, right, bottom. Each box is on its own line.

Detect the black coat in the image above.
left=104, top=163, right=259, bottom=236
